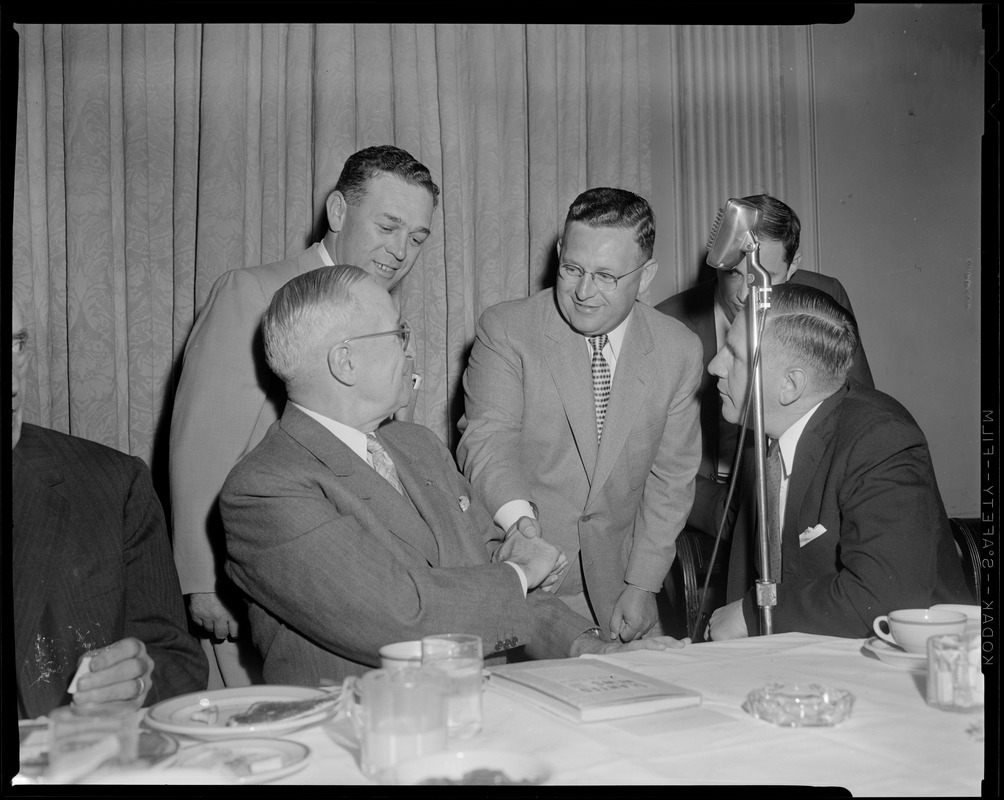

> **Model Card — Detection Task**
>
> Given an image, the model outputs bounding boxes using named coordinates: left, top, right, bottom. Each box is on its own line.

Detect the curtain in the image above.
left=12, top=22, right=655, bottom=494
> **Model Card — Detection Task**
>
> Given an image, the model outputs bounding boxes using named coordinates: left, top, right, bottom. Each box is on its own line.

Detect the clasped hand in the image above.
left=497, top=516, right=569, bottom=592
left=71, top=638, right=153, bottom=709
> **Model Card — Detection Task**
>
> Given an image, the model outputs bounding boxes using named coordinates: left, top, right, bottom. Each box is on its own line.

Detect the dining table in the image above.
left=16, top=632, right=987, bottom=794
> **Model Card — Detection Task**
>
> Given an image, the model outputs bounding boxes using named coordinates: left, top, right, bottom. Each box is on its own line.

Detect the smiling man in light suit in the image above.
left=457, top=188, right=704, bottom=643
left=707, top=284, right=971, bottom=640
left=169, top=145, right=438, bottom=687
left=219, top=266, right=685, bottom=684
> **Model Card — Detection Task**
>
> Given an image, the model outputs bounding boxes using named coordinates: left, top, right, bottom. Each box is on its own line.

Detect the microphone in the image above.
left=705, top=199, right=762, bottom=270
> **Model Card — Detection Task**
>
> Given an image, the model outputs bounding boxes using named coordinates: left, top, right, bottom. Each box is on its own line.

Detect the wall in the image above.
left=809, top=4, right=984, bottom=515
left=649, top=6, right=985, bottom=515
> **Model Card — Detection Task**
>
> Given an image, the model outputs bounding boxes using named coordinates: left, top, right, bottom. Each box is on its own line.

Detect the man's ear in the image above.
left=785, top=250, right=802, bottom=281
left=325, top=190, right=349, bottom=234
left=328, top=343, right=356, bottom=386
left=555, top=238, right=563, bottom=261
left=637, top=259, right=659, bottom=294
left=778, top=366, right=808, bottom=406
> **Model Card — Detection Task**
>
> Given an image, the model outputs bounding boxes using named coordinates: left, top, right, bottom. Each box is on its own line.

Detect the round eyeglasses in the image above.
left=557, top=260, right=649, bottom=291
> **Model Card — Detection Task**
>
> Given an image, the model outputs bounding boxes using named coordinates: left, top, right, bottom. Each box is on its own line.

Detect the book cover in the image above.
left=489, top=658, right=701, bottom=723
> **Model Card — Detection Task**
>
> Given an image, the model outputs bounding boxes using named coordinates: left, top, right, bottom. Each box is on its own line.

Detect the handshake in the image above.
left=496, top=516, right=569, bottom=593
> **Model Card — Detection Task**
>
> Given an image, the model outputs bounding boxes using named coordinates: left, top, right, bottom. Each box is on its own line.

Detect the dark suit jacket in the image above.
left=655, top=271, right=874, bottom=483
left=725, top=382, right=972, bottom=637
left=12, top=424, right=207, bottom=718
left=456, top=291, right=703, bottom=630
left=221, top=407, right=593, bottom=686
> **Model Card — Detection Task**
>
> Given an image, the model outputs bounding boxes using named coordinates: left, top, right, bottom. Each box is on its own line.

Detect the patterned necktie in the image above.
left=766, top=438, right=783, bottom=581
left=366, top=432, right=403, bottom=495
left=589, top=334, right=611, bottom=442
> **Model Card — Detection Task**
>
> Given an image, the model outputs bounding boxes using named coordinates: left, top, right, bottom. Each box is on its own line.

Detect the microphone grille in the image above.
left=706, top=208, right=726, bottom=252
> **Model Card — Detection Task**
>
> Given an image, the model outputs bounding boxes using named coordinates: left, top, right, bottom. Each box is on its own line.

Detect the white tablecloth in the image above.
left=18, top=632, right=986, bottom=794
left=276, top=632, right=985, bottom=794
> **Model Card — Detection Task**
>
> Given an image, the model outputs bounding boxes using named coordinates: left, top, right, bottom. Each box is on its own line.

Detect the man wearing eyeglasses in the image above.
left=220, top=266, right=686, bottom=685
left=169, top=145, right=438, bottom=688
left=458, top=188, right=704, bottom=645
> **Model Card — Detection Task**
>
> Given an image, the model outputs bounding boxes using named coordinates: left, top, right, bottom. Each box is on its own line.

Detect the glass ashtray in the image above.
left=743, top=683, right=855, bottom=727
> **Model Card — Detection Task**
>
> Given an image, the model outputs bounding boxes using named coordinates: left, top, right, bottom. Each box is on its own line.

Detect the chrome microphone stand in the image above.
left=742, top=245, right=776, bottom=635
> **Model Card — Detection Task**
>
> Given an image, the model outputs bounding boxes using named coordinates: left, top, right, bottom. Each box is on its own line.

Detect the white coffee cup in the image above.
left=379, top=640, right=422, bottom=670
left=872, top=608, right=967, bottom=654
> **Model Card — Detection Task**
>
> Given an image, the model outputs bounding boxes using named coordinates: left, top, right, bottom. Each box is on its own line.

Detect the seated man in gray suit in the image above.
left=707, top=284, right=970, bottom=640
left=170, top=145, right=438, bottom=687
left=220, top=266, right=685, bottom=685
left=656, top=194, right=873, bottom=538
left=12, top=297, right=206, bottom=718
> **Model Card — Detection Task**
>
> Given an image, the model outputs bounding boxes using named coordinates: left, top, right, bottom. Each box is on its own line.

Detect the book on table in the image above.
left=489, top=657, right=701, bottom=723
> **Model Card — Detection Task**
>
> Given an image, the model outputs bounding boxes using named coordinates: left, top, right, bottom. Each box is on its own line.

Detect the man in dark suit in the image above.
left=656, top=195, right=873, bottom=515
left=220, top=266, right=685, bottom=685
left=706, top=284, right=970, bottom=640
left=11, top=298, right=206, bottom=719
left=170, top=145, right=438, bottom=687
left=457, top=188, right=704, bottom=644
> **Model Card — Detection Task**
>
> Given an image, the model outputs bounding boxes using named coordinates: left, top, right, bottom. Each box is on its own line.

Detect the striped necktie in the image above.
left=589, top=334, right=611, bottom=442
left=366, top=432, right=403, bottom=495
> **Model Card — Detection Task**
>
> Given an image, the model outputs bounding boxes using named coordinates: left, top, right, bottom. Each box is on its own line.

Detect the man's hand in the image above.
left=504, top=515, right=541, bottom=540
left=608, top=584, right=659, bottom=642
left=72, top=638, right=153, bottom=709
left=708, top=599, right=749, bottom=641
left=499, top=532, right=565, bottom=590
left=570, top=633, right=689, bottom=658
left=502, top=516, right=568, bottom=592
left=188, top=592, right=240, bottom=640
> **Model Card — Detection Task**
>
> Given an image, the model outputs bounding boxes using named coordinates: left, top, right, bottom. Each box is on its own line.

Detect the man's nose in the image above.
left=736, top=278, right=750, bottom=304
left=386, top=232, right=407, bottom=261
left=575, top=272, right=599, bottom=298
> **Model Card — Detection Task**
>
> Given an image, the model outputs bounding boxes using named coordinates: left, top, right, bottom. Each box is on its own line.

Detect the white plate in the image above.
left=160, top=737, right=309, bottom=784
left=862, top=637, right=927, bottom=669
left=80, top=768, right=239, bottom=785
left=381, top=749, right=551, bottom=786
left=144, top=686, right=337, bottom=739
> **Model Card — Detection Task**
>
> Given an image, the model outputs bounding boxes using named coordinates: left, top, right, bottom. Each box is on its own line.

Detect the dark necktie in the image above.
left=589, top=334, right=611, bottom=442
left=366, top=432, right=403, bottom=495
left=766, top=438, right=783, bottom=581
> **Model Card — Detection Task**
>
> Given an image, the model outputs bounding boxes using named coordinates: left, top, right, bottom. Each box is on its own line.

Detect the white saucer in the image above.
left=862, top=637, right=927, bottom=669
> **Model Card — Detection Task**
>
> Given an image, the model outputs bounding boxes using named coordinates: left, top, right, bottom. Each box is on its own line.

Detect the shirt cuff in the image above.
left=504, top=561, right=529, bottom=596
left=494, top=499, right=536, bottom=533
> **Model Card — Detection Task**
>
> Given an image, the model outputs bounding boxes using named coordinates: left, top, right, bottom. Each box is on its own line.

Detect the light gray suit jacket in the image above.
left=457, top=290, right=704, bottom=629
left=221, top=406, right=593, bottom=686
left=170, top=245, right=327, bottom=595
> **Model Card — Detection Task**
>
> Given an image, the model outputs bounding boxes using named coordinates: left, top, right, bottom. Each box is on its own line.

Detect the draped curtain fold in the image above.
left=12, top=22, right=657, bottom=479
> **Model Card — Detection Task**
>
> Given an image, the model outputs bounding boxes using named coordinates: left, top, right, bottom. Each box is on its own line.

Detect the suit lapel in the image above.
left=542, top=302, right=598, bottom=477
left=382, top=434, right=490, bottom=568
left=783, top=385, right=847, bottom=564
left=588, top=308, right=653, bottom=506
left=281, top=408, right=440, bottom=565
left=11, top=443, right=66, bottom=690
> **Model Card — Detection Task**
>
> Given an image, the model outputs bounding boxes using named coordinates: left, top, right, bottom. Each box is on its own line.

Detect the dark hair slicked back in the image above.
left=563, top=187, right=655, bottom=260
left=335, top=145, right=440, bottom=209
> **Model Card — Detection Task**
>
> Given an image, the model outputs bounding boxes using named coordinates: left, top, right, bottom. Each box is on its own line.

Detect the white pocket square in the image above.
left=799, top=524, right=827, bottom=547
left=458, top=495, right=470, bottom=512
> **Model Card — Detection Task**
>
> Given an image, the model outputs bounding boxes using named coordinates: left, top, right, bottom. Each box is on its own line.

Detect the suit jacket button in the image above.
left=580, top=514, right=593, bottom=522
